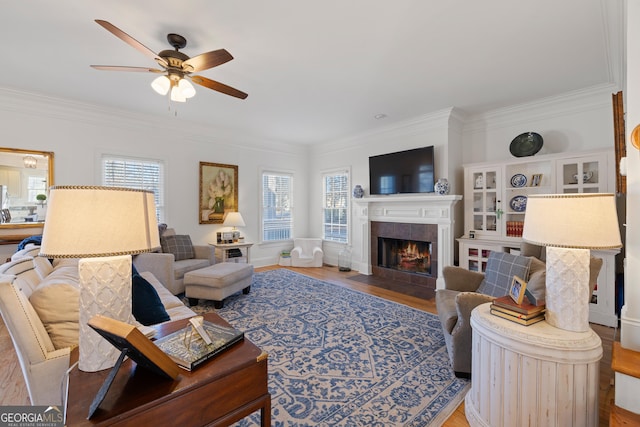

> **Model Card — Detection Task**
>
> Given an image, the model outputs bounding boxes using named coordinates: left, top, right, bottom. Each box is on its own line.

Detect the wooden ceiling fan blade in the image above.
left=90, top=65, right=164, bottom=73
left=95, top=19, right=168, bottom=67
left=182, top=49, right=233, bottom=72
left=191, top=75, right=248, bottom=99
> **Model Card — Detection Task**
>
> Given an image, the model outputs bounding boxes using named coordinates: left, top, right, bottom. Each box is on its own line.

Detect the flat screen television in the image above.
left=369, top=146, right=435, bottom=195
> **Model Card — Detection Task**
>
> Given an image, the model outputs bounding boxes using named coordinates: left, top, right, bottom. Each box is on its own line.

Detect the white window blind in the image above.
left=261, top=171, right=293, bottom=241
left=102, top=155, right=165, bottom=222
left=323, top=171, right=349, bottom=243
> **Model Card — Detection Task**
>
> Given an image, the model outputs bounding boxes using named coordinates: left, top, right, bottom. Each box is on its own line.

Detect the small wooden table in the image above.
left=66, top=313, right=270, bottom=426
left=209, top=242, right=254, bottom=264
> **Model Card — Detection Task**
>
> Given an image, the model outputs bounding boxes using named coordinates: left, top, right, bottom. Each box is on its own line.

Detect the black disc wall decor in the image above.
left=509, top=132, right=543, bottom=157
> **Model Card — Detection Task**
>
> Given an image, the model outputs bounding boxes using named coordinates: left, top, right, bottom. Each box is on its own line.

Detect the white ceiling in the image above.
left=1, top=1, right=622, bottom=145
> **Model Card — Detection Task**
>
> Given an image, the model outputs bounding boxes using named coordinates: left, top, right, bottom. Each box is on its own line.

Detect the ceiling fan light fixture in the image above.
left=151, top=75, right=171, bottom=95
left=178, top=79, right=196, bottom=98
left=170, top=86, right=187, bottom=103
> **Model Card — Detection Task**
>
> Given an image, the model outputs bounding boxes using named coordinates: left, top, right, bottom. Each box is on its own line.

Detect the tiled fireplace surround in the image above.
left=354, top=195, right=462, bottom=298
left=371, top=221, right=439, bottom=298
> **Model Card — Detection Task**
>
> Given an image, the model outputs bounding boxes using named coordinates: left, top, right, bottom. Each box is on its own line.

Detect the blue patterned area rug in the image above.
left=183, top=269, right=469, bottom=426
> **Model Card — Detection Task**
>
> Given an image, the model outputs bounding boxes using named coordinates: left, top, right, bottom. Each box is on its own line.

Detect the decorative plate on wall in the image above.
left=509, top=132, right=543, bottom=157
left=510, top=195, right=527, bottom=212
left=510, top=174, right=527, bottom=188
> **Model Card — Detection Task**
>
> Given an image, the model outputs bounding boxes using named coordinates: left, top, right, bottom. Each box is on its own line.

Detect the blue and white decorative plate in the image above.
left=510, top=195, right=527, bottom=212
left=510, top=173, right=527, bottom=188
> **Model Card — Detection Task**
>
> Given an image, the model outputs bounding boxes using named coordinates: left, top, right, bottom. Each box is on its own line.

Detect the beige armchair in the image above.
left=133, top=228, right=214, bottom=295
left=290, top=238, right=324, bottom=267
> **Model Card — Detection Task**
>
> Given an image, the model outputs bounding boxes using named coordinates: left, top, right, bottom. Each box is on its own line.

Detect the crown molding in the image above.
left=463, top=83, right=618, bottom=133
left=0, top=87, right=306, bottom=156
left=312, top=107, right=458, bottom=156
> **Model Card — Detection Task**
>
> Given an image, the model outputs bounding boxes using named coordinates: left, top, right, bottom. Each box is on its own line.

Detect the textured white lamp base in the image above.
left=78, top=255, right=134, bottom=372
left=545, top=246, right=590, bottom=332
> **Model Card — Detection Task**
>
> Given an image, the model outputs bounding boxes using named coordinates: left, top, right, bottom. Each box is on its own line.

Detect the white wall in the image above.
left=462, top=84, right=617, bottom=164
left=0, top=90, right=309, bottom=266
left=309, top=108, right=455, bottom=268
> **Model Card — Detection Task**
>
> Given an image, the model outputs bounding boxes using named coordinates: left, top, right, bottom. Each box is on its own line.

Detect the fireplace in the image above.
left=352, top=194, right=462, bottom=295
left=378, top=237, right=432, bottom=276
left=371, top=221, right=438, bottom=298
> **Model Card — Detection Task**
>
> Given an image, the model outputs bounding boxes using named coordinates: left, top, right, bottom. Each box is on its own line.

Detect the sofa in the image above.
left=435, top=243, right=603, bottom=377
left=0, top=244, right=196, bottom=406
left=133, top=227, right=215, bottom=295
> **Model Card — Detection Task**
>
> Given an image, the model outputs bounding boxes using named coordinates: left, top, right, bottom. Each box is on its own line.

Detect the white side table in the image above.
left=466, top=303, right=602, bottom=427
left=209, top=242, right=253, bottom=264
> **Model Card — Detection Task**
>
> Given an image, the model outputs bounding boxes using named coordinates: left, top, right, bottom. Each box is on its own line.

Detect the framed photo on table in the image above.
left=509, top=275, right=527, bottom=304
left=199, top=162, right=238, bottom=224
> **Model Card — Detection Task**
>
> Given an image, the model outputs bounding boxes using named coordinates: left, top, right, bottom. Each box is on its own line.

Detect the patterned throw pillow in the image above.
left=476, top=252, right=532, bottom=297
left=160, top=235, right=195, bottom=261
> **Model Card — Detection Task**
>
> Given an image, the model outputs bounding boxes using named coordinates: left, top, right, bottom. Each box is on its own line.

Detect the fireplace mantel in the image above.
left=353, top=194, right=462, bottom=290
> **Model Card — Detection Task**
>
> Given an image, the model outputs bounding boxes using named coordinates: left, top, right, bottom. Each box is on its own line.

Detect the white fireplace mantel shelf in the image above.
left=353, top=194, right=462, bottom=289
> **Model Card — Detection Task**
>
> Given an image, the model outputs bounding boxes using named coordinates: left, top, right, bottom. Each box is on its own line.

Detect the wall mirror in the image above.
left=0, top=148, right=54, bottom=229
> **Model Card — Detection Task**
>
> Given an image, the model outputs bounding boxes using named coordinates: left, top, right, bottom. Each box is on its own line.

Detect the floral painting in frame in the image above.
left=199, top=162, right=238, bottom=224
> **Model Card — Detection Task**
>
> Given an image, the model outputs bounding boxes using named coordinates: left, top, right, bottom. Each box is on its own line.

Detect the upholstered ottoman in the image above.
left=184, top=263, right=254, bottom=308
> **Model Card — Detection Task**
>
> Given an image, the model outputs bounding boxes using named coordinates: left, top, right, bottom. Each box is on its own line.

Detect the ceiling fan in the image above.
left=90, top=19, right=247, bottom=102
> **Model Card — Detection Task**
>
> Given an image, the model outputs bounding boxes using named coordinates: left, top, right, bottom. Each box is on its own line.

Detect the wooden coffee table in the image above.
left=66, top=313, right=270, bottom=426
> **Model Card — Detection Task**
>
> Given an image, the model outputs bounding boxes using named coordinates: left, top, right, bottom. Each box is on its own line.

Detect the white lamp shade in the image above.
left=223, top=211, right=246, bottom=228
left=170, top=85, right=186, bottom=102
left=39, top=186, right=160, bottom=258
left=151, top=75, right=171, bottom=95
left=178, top=78, right=196, bottom=98
left=522, top=193, right=622, bottom=249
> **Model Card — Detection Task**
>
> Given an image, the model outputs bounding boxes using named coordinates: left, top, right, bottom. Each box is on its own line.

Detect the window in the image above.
left=323, top=170, right=349, bottom=243
left=102, top=155, right=166, bottom=222
left=261, top=171, right=293, bottom=241
left=27, top=175, right=47, bottom=202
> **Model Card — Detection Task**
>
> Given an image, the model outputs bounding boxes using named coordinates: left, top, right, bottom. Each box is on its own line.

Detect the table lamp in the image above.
left=522, top=193, right=622, bottom=332
left=223, top=211, right=245, bottom=242
left=39, top=186, right=160, bottom=372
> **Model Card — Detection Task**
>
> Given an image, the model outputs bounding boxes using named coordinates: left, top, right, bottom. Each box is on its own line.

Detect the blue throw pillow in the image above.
left=476, top=252, right=531, bottom=297
left=132, top=273, right=170, bottom=326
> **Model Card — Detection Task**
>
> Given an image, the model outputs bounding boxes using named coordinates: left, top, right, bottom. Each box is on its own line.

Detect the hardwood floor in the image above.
left=0, top=265, right=618, bottom=426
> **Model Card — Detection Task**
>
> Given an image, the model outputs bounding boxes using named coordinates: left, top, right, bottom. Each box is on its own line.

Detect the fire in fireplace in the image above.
left=377, top=237, right=432, bottom=276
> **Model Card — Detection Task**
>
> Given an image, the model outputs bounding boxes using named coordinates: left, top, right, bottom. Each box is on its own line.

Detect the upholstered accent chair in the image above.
left=435, top=243, right=603, bottom=378
left=133, top=227, right=215, bottom=295
left=290, top=238, right=324, bottom=267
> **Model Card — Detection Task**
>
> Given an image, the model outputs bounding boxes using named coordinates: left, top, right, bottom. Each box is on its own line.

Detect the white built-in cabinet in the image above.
left=458, top=149, right=619, bottom=327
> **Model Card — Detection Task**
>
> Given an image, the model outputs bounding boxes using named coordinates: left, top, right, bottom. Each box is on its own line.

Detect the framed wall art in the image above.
left=199, top=162, right=238, bottom=224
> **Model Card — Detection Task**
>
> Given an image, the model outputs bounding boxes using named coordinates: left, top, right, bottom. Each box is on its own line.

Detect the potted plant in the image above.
left=36, top=194, right=47, bottom=206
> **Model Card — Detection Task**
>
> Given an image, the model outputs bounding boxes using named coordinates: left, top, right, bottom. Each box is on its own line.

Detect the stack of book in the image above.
left=505, top=220, right=525, bottom=237
left=490, top=295, right=546, bottom=326
left=227, top=248, right=243, bottom=258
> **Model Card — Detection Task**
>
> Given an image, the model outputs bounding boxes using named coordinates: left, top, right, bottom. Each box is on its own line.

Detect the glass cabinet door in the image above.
left=557, top=156, right=606, bottom=194
left=470, top=168, right=502, bottom=238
